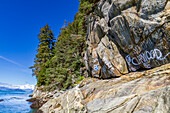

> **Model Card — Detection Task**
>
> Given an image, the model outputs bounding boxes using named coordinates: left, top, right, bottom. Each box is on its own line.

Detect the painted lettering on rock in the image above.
left=94, top=64, right=99, bottom=71
left=126, top=48, right=170, bottom=71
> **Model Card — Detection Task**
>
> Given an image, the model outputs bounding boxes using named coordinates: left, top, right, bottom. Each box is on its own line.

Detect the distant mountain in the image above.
left=0, top=82, right=34, bottom=91
left=0, top=87, right=25, bottom=92
left=0, top=82, right=9, bottom=85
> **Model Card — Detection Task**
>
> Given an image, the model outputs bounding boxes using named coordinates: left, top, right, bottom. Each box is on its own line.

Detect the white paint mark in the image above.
left=125, top=48, right=170, bottom=71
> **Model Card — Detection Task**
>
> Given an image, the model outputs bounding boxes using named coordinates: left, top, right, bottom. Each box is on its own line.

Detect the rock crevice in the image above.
left=37, top=64, right=170, bottom=113
left=33, top=0, right=170, bottom=112
left=85, top=0, right=170, bottom=78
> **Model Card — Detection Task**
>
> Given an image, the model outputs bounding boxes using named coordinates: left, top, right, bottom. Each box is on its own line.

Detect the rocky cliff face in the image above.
left=85, top=0, right=170, bottom=78
left=33, top=0, right=170, bottom=112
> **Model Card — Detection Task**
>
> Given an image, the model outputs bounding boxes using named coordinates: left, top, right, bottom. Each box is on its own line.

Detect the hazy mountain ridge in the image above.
left=0, top=82, right=34, bottom=91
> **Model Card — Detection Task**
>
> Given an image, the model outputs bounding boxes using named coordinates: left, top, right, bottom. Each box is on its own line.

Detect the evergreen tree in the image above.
left=30, top=24, right=55, bottom=86
left=30, top=0, right=97, bottom=91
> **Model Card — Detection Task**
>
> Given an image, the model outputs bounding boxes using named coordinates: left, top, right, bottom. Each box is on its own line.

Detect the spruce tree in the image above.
left=30, top=24, right=55, bottom=86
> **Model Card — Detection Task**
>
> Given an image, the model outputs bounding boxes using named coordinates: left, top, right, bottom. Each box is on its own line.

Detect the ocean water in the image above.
left=0, top=90, right=34, bottom=113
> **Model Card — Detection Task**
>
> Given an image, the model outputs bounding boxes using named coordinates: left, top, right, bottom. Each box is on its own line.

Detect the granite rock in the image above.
left=85, top=0, right=170, bottom=78
left=38, top=63, right=170, bottom=113
left=35, top=0, right=170, bottom=112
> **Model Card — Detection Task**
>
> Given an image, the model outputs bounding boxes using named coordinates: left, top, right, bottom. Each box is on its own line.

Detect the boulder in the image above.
left=29, top=94, right=33, bottom=97
left=26, top=98, right=37, bottom=102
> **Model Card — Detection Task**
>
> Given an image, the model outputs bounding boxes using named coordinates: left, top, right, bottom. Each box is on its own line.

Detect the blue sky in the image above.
left=0, top=0, right=80, bottom=85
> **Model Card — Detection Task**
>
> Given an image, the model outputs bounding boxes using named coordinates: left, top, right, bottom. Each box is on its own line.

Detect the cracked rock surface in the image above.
left=85, top=0, right=170, bottom=78
left=35, top=0, right=170, bottom=112
left=38, top=63, right=170, bottom=113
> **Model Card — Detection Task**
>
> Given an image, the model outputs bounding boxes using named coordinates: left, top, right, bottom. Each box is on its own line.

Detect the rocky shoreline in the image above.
left=29, top=0, right=170, bottom=112
left=28, top=87, right=65, bottom=111
left=30, top=63, right=170, bottom=112
left=27, top=98, right=46, bottom=109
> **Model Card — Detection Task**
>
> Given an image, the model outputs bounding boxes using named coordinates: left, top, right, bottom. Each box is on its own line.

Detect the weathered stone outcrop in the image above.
left=38, top=63, right=170, bottom=113
left=85, top=0, right=170, bottom=78
left=34, top=0, right=170, bottom=112
left=29, top=86, right=64, bottom=110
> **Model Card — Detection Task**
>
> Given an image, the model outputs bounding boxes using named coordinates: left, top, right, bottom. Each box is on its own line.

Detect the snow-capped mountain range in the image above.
left=0, top=82, right=34, bottom=91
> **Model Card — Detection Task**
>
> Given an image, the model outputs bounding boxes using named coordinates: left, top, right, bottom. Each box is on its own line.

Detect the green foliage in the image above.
left=31, top=0, right=96, bottom=91
left=43, top=21, right=86, bottom=90
left=79, top=1, right=94, bottom=14
left=30, top=24, right=55, bottom=87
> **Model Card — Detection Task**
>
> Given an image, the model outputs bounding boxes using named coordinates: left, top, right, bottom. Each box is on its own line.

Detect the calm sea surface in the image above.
left=0, top=90, right=34, bottom=113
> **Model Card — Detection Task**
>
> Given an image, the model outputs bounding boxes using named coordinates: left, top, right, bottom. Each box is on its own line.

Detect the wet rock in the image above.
left=26, top=98, right=37, bottom=102
left=29, top=94, right=33, bottom=97
left=30, top=99, right=46, bottom=109
left=27, top=98, right=46, bottom=109
left=0, top=99, right=4, bottom=102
